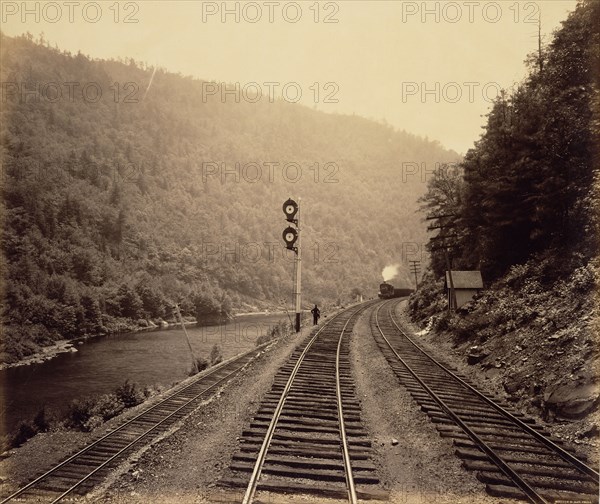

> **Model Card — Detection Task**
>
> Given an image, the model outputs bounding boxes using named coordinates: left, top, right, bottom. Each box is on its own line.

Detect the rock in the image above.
left=544, top=382, right=600, bottom=419
left=467, top=347, right=490, bottom=365
left=391, top=438, right=399, bottom=446
left=578, top=424, right=599, bottom=439
left=503, top=380, right=520, bottom=394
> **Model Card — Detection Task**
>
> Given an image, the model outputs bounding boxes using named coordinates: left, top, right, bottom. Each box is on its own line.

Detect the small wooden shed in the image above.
left=445, top=270, right=483, bottom=309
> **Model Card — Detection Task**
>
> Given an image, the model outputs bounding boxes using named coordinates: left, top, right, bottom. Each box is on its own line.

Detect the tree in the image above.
left=419, top=163, right=464, bottom=278
left=116, top=284, right=143, bottom=319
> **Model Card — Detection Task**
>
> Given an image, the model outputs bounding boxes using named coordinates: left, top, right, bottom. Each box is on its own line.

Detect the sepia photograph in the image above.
left=0, top=1, right=598, bottom=503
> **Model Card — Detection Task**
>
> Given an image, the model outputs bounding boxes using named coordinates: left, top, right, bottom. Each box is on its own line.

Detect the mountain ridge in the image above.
left=0, top=32, right=459, bottom=363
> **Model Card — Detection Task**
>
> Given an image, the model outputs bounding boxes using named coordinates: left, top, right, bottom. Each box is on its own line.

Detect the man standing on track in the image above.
left=311, top=304, right=321, bottom=325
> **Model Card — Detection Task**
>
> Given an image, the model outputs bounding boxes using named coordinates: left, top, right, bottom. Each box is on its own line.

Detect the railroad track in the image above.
left=372, top=299, right=599, bottom=504
left=1, top=343, right=273, bottom=503
left=219, top=302, right=388, bottom=503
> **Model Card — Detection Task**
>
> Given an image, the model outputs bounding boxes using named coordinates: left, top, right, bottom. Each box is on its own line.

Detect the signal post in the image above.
left=282, top=198, right=302, bottom=332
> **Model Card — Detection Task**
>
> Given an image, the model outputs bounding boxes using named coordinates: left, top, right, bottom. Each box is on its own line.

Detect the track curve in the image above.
left=371, top=299, right=599, bottom=504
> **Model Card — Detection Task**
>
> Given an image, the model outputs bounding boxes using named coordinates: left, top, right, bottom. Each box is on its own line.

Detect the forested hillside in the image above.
left=420, top=0, right=598, bottom=282
left=0, top=33, right=458, bottom=362
left=409, top=1, right=598, bottom=426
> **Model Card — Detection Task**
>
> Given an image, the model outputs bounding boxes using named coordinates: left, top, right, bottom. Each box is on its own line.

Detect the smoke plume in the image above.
left=382, top=264, right=400, bottom=282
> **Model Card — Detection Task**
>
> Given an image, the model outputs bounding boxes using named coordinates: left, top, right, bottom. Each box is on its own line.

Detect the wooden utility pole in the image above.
left=409, top=260, right=421, bottom=290
left=174, top=303, right=198, bottom=374
left=444, top=251, right=456, bottom=311
left=426, top=214, right=458, bottom=311
left=538, top=15, right=544, bottom=73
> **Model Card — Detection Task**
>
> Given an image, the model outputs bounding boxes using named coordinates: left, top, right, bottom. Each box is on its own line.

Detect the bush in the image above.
left=66, top=397, right=97, bottom=430
left=209, top=344, right=223, bottom=366
left=3, top=406, right=57, bottom=449
left=115, top=380, right=145, bottom=408
left=256, top=320, right=292, bottom=346
left=33, top=406, right=54, bottom=432
left=189, top=356, right=209, bottom=376
left=66, top=387, right=133, bottom=431
left=67, top=394, right=124, bottom=431
left=570, top=265, right=595, bottom=292
left=143, top=384, right=164, bottom=398
left=11, top=421, right=37, bottom=447
left=408, top=270, right=446, bottom=323
left=93, top=394, right=125, bottom=421
left=83, top=415, right=104, bottom=432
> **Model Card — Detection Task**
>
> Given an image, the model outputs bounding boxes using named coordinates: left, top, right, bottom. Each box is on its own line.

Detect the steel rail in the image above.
left=386, top=301, right=599, bottom=482
left=49, top=361, right=249, bottom=503
left=2, top=342, right=270, bottom=504
left=336, top=310, right=359, bottom=504
left=374, top=301, right=550, bottom=504
left=241, top=304, right=367, bottom=504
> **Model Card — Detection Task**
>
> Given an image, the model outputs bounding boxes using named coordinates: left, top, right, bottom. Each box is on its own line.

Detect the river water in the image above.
left=0, top=313, right=289, bottom=436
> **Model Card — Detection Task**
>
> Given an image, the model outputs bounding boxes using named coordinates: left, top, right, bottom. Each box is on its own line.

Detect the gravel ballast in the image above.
left=350, top=304, right=502, bottom=504
left=5, top=301, right=571, bottom=503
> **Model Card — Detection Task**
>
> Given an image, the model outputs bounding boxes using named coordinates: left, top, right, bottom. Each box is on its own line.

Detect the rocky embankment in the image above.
left=408, top=258, right=599, bottom=462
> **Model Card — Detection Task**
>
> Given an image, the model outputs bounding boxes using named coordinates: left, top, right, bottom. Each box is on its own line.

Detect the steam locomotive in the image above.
left=378, top=282, right=414, bottom=299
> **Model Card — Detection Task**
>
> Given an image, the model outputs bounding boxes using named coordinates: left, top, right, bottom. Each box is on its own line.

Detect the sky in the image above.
left=0, top=0, right=579, bottom=153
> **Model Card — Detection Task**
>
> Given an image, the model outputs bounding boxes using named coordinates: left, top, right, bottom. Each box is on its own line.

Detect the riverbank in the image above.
left=0, top=307, right=299, bottom=372
left=0, top=314, right=235, bottom=372
left=0, top=319, right=299, bottom=500
left=0, top=318, right=185, bottom=372
left=0, top=339, right=79, bottom=371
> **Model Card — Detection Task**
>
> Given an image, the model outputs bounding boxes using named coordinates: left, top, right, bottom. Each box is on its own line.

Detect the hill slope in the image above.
left=0, top=33, right=458, bottom=362
left=408, top=0, right=599, bottom=439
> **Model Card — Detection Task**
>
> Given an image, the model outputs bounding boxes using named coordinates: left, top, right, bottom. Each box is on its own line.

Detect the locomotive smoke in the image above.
left=382, top=264, right=400, bottom=282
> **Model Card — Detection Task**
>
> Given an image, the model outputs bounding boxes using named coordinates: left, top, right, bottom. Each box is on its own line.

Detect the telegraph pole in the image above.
left=282, top=198, right=302, bottom=333
left=426, top=214, right=458, bottom=311
left=444, top=250, right=456, bottom=311
left=409, top=260, right=421, bottom=290
left=174, top=303, right=198, bottom=373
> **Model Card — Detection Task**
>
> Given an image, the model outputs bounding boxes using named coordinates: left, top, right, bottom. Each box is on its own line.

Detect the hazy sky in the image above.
left=1, top=0, right=578, bottom=153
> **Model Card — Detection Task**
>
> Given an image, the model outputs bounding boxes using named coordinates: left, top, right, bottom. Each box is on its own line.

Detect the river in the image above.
left=0, top=313, right=289, bottom=436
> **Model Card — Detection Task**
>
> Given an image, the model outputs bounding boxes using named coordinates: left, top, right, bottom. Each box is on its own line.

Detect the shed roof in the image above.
left=445, top=270, right=483, bottom=289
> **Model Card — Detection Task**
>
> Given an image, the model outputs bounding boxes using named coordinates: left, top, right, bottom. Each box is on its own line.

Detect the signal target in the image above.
left=283, top=226, right=298, bottom=245
left=282, top=198, right=298, bottom=221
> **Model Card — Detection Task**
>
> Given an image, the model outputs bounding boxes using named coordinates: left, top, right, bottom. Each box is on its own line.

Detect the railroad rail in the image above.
left=372, top=299, right=599, bottom=504
left=1, top=343, right=274, bottom=503
left=219, top=302, right=387, bottom=502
